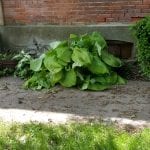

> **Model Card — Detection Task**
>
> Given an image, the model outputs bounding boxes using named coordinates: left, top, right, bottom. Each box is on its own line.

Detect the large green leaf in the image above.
left=60, top=69, right=76, bottom=87
left=55, top=46, right=72, bottom=63
left=95, top=72, right=126, bottom=86
left=80, top=34, right=92, bottom=49
left=50, top=71, right=63, bottom=86
left=81, top=76, right=90, bottom=90
left=24, top=71, right=51, bottom=90
left=50, top=40, right=67, bottom=49
left=72, top=47, right=92, bottom=67
left=57, top=59, right=68, bottom=66
left=88, top=56, right=109, bottom=74
left=95, top=42, right=102, bottom=56
left=70, top=34, right=78, bottom=39
left=117, top=75, right=127, bottom=85
left=49, top=41, right=61, bottom=49
left=44, top=51, right=63, bottom=74
left=81, top=76, right=110, bottom=91
left=94, top=72, right=118, bottom=85
left=88, top=83, right=110, bottom=91
left=81, top=72, right=118, bottom=91
left=102, top=50, right=122, bottom=67
left=90, top=32, right=107, bottom=50
left=69, top=34, right=92, bottom=50
left=30, top=54, right=45, bottom=72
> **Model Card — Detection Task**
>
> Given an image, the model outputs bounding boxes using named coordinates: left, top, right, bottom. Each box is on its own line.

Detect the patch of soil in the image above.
left=116, top=60, right=149, bottom=81
left=0, top=77, right=149, bottom=129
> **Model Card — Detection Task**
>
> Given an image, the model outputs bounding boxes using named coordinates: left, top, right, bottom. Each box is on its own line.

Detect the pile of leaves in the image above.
left=24, top=32, right=126, bottom=90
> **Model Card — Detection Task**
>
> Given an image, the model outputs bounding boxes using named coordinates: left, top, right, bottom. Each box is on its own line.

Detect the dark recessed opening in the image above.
left=107, top=40, right=133, bottom=59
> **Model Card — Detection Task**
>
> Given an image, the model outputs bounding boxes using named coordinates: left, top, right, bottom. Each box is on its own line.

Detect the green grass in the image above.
left=0, top=122, right=149, bottom=150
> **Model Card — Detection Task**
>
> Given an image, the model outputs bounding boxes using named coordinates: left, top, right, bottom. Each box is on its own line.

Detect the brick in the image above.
left=136, top=4, right=150, bottom=9
left=141, top=9, right=150, bottom=13
left=1, top=0, right=149, bottom=25
left=143, top=0, right=150, bottom=4
left=106, top=17, right=118, bottom=22
left=131, top=17, right=144, bottom=22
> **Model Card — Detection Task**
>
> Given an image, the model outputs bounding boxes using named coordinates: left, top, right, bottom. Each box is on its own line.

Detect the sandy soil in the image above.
left=0, top=77, right=150, bottom=128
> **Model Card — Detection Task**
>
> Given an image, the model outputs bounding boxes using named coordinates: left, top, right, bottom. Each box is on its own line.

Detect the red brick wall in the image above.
left=2, top=0, right=150, bottom=25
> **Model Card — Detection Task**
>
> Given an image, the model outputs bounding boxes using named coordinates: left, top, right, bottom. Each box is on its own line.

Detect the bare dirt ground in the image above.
left=0, top=77, right=150, bottom=129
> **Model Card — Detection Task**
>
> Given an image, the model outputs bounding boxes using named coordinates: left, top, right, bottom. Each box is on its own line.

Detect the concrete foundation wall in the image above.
left=0, top=24, right=135, bottom=57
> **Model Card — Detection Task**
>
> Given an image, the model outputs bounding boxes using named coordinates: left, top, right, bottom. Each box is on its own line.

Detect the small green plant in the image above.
left=0, top=53, right=16, bottom=77
left=0, top=51, right=34, bottom=78
left=24, top=32, right=126, bottom=90
left=0, top=68, right=14, bottom=77
left=132, top=17, right=150, bottom=79
left=0, top=53, right=15, bottom=61
left=13, top=51, right=33, bottom=79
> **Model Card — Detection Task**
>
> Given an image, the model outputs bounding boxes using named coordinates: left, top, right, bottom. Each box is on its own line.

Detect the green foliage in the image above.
left=13, top=51, right=34, bottom=79
left=30, top=54, right=45, bottom=72
left=132, top=17, right=150, bottom=79
left=88, top=56, right=109, bottom=74
left=101, top=50, right=122, bottom=67
left=24, top=32, right=126, bottom=90
left=0, top=53, right=16, bottom=61
left=24, top=71, right=51, bottom=90
left=0, top=53, right=16, bottom=77
left=60, top=69, right=77, bottom=87
left=0, top=122, right=150, bottom=150
left=0, top=68, right=14, bottom=77
left=72, top=47, right=91, bottom=67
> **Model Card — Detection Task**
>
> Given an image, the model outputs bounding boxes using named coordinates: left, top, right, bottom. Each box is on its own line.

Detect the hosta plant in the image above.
left=24, top=32, right=126, bottom=90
